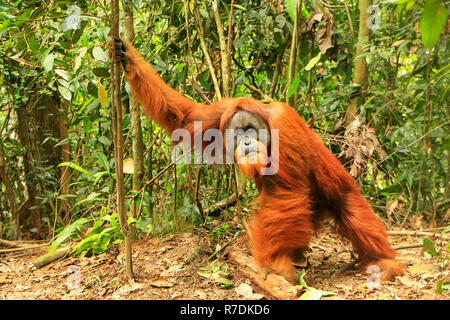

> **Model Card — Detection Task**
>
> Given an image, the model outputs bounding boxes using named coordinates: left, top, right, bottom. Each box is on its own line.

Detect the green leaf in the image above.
left=304, top=52, right=322, bottom=71
left=72, top=230, right=101, bottom=255
left=297, top=268, right=308, bottom=286
left=287, top=73, right=301, bottom=98
left=286, top=0, right=297, bottom=21
left=73, top=192, right=106, bottom=207
left=92, top=46, right=108, bottom=62
left=216, top=277, right=234, bottom=288
left=234, top=4, right=247, bottom=11
left=55, top=69, right=69, bottom=81
left=77, top=96, right=94, bottom=114
left=423, top=237, right=440, bottom=258
left=98, top=136, right=112, bottom=146
left=441, top=225, right=450, bottom=235
left=298, top=288, right=325, bottom=300
left=95, top=151, right=110, bottom=172
left=49, top=218, right=89, bottom=252
left=286, top=0, right=308, bottom=21
left=74, top=47, right=87, bottom=71
left=43, top=53, right=54, bottom=72
left=92, top=171, right=110, bottom=184
left=128, top=216, right=138, bottom=225
left=301, top=3, right=309, bottom=19
left=406, top=0, right=416, bottom=10
left=93, top=67, right=110, bottom=78
left=58, top=161, right=91, bottom=176
left=435, top=278, right=450, bottom=293
left=58, top=86, right=72, bottom=101
left=383, top=0, right=411, bottom=4
left=29, top=34, right=40, bottom=53
left=420, top=0, right=448, bottom=48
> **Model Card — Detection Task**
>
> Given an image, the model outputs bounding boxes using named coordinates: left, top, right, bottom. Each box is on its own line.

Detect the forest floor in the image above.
left=0, top=222, right=449, bottom=300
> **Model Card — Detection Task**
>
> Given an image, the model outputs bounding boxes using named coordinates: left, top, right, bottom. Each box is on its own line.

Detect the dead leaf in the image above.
left=316, top=18, right=335, bottom=54
left=386, top=199, right=399, bottom=222
left=339, top=117, right=386, bottom=178
left=307, top=13, right=324, bottom=31
left=409, top=264, right=434, bottom=275
left=414, top=21, right=420, bottom=38
left=97, top=82, right=108, bottom=108
left=5, top=54, right=33, bottom=66
left=302, top=5, right=335, bottom=54
left=235, top=283, right=254, bottom=298
left=384, top=123, right=392, bottom=136
left=120, top=282, right=142, bottom=293
left=98, top=288, right=107, bottom=296
left=390, top=56, right=397, bottom=67
left=409, top=45, right=418, bottom=55
left=194, top=289, right=207, bottom=299
left=397, top=276, right=424, bottom=290
left=150, top=278, right=174, bottom=288
left=392, top=39, right=406, bottom=47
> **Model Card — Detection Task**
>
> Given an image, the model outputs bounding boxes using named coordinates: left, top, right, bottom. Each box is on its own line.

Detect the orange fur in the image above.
left=121, top=39, right=231, bottom=137
left=220, top=100, right=404, bottom=284
left=120, top=40, right=403, bottom=284
left=235, top=140, right=268, bottom=179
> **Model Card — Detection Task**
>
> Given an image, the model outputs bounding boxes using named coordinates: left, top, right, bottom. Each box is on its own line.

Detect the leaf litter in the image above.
left=0, top=223, right=448, bottom=300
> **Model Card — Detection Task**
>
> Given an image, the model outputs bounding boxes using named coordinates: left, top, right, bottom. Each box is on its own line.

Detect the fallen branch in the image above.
left=0, top=243, right=48, bottom=253
left=393, top=242, right=424, bottom=250
left=208, top=233, right=239, bottom=261
left=33, top=247, right=71, bottom=269
left=207, top=192, right=243, bottom=216
left=387, top=230, right=450, bottom=240
left=0, top=239, right=20, bottom=248
left=436, top=199, right=450, bottom=211
left=227, top=249, right=302, bottom=300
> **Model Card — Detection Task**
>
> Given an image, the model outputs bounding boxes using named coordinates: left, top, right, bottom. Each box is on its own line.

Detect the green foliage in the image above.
left=435, top=278, right=450, bottom=294
left=50, top=207, right=128, bottom=256
left=58, top=162, right=92, bottom=176
left=208, top=223, right=230, bottom=240
left=297, top=269, right=338, bottom=300
left=422, top=230, right=450, bottom=293
left=286, top=0, right=309, bottom=21
left=420, top=0, right=448, bottom=48
left=49, top=217, right=89, bottom=252
left=287, top=74, right=301, bottom=98
left=0, top=0, right=448, bottom=255
left=71, top=212, right=124, bottom=256
left=304, top=52, right=322, bottom=71
left=423, top=234, right=449, bottom=271
left=197, top=259, right=234, bottom=288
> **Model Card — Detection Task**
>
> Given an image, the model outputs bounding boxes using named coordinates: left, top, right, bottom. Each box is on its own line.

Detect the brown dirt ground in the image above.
left=0, top=223, right=449, bottom=300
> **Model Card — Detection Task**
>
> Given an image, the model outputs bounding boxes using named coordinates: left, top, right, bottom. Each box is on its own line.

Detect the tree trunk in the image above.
left=213, top=0, right=231, bottom=97
left=111, top=0, right=133, bottom=278
left=0, top=150, right=18, bottom=238
left=286, top=0, right=302, bottom=107
left=345, top=0, right=372, bottom=124
left=124, top=1, right=145, bottom=220
left=194, top=7, right=222, bottom=100
left=15, top=103, right=41, bottom=234
left=59, top=100, right=71, bottom=224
